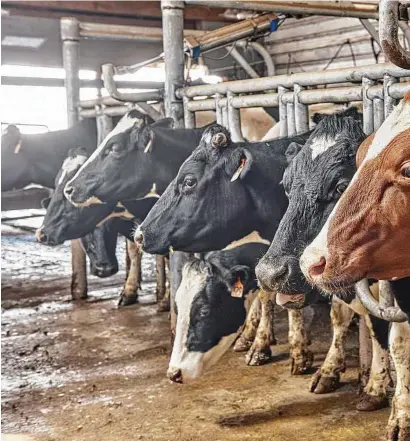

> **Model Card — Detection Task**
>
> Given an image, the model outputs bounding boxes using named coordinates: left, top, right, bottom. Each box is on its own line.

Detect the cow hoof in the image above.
left=245, top=346, right=272, bottom=366
left=233, top=336, right=253, bottom=352
left=157, top=297, right=170, bottom=313
left=291, top=350, right=314, bottom=375
left=309, top=369, right=341, bottom=394
left=356, top=392, right=389, bottom=411
left=118, top=291, right=138, bottom=307
left=386, top=418, right=410, bottom=441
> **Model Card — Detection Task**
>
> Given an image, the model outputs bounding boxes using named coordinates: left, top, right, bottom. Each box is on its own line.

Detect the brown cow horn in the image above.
left=211, top=132, right=227, bottom=148
left=355, top=279, right=408, bottom=322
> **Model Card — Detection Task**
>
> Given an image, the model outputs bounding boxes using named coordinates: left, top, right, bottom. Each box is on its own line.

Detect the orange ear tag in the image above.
left=231, top=158, right=246, bottom=182
left=231, top=278, right=244, bottom=297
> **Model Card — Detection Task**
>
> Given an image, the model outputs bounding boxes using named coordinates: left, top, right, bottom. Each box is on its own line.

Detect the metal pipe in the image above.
left=80, top=96, right=125, bottom=108
left=384, top=73, right=398, bottom=117
left=215, top=93, right=223, bottom=124
left=278, top=86, right=288, bottom=137
left=162, top=0, right=185, bottom=128
left=185, top=82, right=410, bottom=112
left=177, top=63, right=410, bottom=98
left=80, top=106, right=131, bottom=118
left=398, top=21, right=410, bottom=46
left=237, top=41, right=275, bottom=77
left=102, top=64, right=162, bottom=103
left=134, top=102, right=162, bottom=121
left=294, top=84, right=309, bottom=134
left=185, top=1, right=379, bottom=19
left=379, top=0, right=410, bottom=69
left=362, top=77, right=374, bottom=135
left=95, top=106, right=113, bottom=144
left=355, top=279, right=408, bottom=322
left=373, top=97, right=385, bottom=130
left=227, top=91, right=244, bottom=142
left=61, top=17, right=87, bottom=300
left=229, top=46, right=260, bottom=78
left=360, top=18, right=381, bottom=46
left=287, top=101, right=296, bottom=137
left=183, top=97, right=196, bottom=129
left=222, top=104, right=229, bottom=129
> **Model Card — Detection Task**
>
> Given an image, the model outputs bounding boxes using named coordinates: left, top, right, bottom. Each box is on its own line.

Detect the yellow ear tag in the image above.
left=231, top=278, right=244, bottom=298
left=14, top=140, right=22, bottom=154
left=231, top=158, right=246, bottom=182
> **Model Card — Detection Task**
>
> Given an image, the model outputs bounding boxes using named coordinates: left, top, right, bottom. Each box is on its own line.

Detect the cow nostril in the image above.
left=308, top=256, right=327, bottom=278
left=65, top=185, right=74, bottom=196
left=168, top=368, right=183, bottom=384
left=35, top=229, right=47, bottom=243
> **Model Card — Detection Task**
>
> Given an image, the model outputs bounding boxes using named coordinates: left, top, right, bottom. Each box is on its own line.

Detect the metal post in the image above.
left=227, top=91, right=244, bottom=142
left=384, top=73, right=398, bottom=117
left=287, top=100, right=296, bottom=137
left=183, top=97, right=196, bottom=129
left=373, top=97, right=385, bottom=130
left=161, top=0, right=185, bottom=127
left=221, top=104, right=229, bottom=129
left=61, top=17, right=87, bottom=300
left=294, top=84, right=309, bottom=134
left=95, top=105, right=114, bottom=144
left=362, top=77, right=374, bottom=136
left=215, top=93, right=223, bottom=124
left=278, top=86, right=288, bottom=138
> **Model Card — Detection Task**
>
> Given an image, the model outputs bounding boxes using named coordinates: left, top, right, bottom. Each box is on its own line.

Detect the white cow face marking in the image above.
left=57, top=154, right=88, bottom=186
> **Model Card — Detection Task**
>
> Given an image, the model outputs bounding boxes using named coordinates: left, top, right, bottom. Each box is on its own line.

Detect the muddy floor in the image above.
left=2, top=226, right=391, bottom=441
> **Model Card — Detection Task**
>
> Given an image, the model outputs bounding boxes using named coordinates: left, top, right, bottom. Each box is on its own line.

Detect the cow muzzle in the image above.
left=167, top=367, right=183, bottom=384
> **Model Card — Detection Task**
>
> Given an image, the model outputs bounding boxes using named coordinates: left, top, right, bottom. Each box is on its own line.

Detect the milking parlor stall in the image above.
left=2, top=1, right=410, bottom=440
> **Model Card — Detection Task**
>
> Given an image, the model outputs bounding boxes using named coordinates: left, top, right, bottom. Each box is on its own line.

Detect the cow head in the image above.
left=36, top=147, right=115, bottom=245
left=256, top=109, right=365, bottom=307
left=137, top=124, right=289, bottom=254
left=1, top=125, right=31, bottom=191
left=64, top=113, right=176, bottom=206
left=300, top=95, right=410, bottom=290
left=168, top=248, right=261, bottom=383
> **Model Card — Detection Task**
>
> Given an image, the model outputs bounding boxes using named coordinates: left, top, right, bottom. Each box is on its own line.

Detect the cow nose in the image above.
left=256, top=258, right=288, bottom=291
left=35, top=229, right=47, bottom=243
left=167, top=367, right=183, bottom=384
left=92, top=264, right=118, bottom=278
left=308, top=256, right=327, bottom=278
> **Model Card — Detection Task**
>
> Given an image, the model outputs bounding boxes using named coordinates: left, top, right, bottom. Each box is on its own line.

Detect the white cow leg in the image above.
left=288, top=308, right=314, bottom=375
left=245, top=291, right=276, bottom=366
left=387, top=321, right=410, bottom=441
left=118, top=239, right=142, bottom=306
left=310, top=296, right=354, bottom=393
left=356, top=314, right=391, bottom=411
left=233, top=295, right=261, bottom=352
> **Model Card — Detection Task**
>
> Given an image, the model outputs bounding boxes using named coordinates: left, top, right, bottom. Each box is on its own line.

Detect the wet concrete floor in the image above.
left=2, top=227, right=390, bottom=441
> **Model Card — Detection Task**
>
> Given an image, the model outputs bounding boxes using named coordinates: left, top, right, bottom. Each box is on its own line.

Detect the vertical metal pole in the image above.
left=221, top=104, right=229, bottom=129
left=227, top=91, right=244, bottom=142
left=278, top=86, right=288, bottom=138
left=362, top=77, right=374, bottom=136
left=294, top=83, right=309, bottom=134
left=95, top=105, right=113, bottom=144
left=383, top=74, right=398, bottom=117
left=161, top=0, right=185, bottom=128
left=215, top=93, right=223, bottom=125
left=61, top=17, right=87, bottom=300
left=373, top=98, right=385, bottom=130
left=183, top=97, right=196, bottom=129
left=287, top=99, right=296, bottom=137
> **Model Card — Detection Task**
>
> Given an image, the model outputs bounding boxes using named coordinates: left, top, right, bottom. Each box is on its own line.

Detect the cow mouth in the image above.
left=276, top=293, right=306, bottom=309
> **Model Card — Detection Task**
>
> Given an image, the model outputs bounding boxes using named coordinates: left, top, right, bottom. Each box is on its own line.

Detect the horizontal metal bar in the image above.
left=177, top=63, right=410, bottom=98
left=184, top=0, right=379, bottom=19
left=80, top=106, right=131, bottom=118
left=186, top=82, right=410, bottom=111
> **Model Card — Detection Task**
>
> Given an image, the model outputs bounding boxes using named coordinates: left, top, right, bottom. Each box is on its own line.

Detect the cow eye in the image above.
left=400, top=162, right=410, bottom=178
left=110, top=144, right=122, bottom=155
left=199, top=306, right=210, bottom=318
left=335, top=181, right=348, bottom=196
left=181, top=175, right=197, bottom=193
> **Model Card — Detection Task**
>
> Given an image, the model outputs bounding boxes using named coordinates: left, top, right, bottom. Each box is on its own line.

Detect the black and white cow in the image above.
left=1, top=120, right=97, bottom=191
left=135, top=123, right=312, bottom=368
left=255, top=111, right=392, bottom=411
left=168, top=242, right=268, bottom=383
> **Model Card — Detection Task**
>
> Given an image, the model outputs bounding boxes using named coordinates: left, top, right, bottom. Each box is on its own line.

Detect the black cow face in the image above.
left=256, top=112, right=365, bottom=308
left=37, top=147, right=115, bottom=245
left=81, top=220, right=119, bottom=278
left=64, top=115, right=177, bottom=206
left=138, top=125, right=288, bottom=254
left=1, top=125, right=30, bottom=191
left=168, top=258, right=252, bottom=382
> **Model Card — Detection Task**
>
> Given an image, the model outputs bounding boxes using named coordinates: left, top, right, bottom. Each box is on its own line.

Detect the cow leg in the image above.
left=118, top=240, right=141, bottom=306
left=233, top=295, right=261, bottom=352
left=356, top=314, right=391, bottom=411
left=156, top=255, right=170, bottom=312
left=386, top=321, right=410, bottom=441
left=71, top=239, right=87, bottom=300
left=310, top=296, right=353, bottom=393
left=245, top=291, right=276, bottom=366
left=288, top=309, right=314, bottom=375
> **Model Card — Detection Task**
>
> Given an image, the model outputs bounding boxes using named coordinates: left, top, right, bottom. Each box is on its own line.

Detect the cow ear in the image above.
left=285, top=142, right=303, bottom=164
left=226, top=149, right=253, bottom=182
left=41, top=197, right=51, bottom=209
left=151, top=118, right=174, bottom=129
left=311, top=112, right=327, bottom=125
left=228, top=265, right=251, bottom=298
